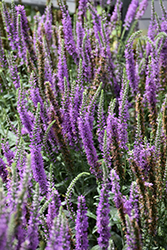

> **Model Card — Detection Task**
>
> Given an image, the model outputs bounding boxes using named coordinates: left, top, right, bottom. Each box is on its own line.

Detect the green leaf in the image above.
left=87, top=210, right=96, bottom=220
left=90, top=245, right=101, bottom=250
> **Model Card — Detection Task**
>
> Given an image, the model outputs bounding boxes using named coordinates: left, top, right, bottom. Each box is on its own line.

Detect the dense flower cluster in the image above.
left=0, top=0, right=167, bottom=249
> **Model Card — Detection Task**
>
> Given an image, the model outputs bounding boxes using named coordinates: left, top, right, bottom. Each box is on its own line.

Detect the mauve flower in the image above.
left=2, top=2, right=17, bottom=50
left=44, top=5, right=52, bottom=42
left=125, top=40, right=138, bottom=95
left=57, top=34, right=69, bottom=93
left=1, top=141, right=14, bottom=167
left=0, top=35, right=7, bottom=68
left=135, top=0, right=148, bottom=20
left=110, top=169, right=123, bottom=209
left=110, top=0, right=122, bottom=24
left=97, top=90, right=106, bottom=151
left=17, top=88, right=33, bottom=134
left=59, top=2, right=77, bottom=62
left=75, top=195, right=89, bottom=250
left=78, top=114, right=101, bottom=178
left=47, top=189, right=61, bottom=228
left=96, top=183, right=110, bottom=250
left=78, top=0, right=88, bottom=22
left=0, top=159, right=7, bottom=182
left=124, top=0, right=139, bottom=30
left=30, top=103, right=48, bottom=194
left=118, top=79, right=129, bottom=150
left=26, top=183, right=40, bottom=250
left=46, top=208, right=70, bottom=250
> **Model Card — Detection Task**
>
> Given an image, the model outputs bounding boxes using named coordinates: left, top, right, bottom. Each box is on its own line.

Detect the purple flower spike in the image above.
left=124, top=0, right=139, bottom=30
left=17, top=83, right=33, bottom=134
left=1, top=141, right=14, bottom=167
left=30, top=103, right=48, bottom=194
left=97, top=90, right=106, bottom=151
left=135, top=0, right=148, bottom=20
left=0, top=35, right=7, bottom=68
left=59, top=2, right=77, bottom=62
left=78, top=0, right=88, bottom=22
left=0, top=159, right=7, bottom=182
left=125, top=40, right=139, bottom=95
left=110, top=169, right=122, bottom=209
left=75, top=195, right=89, bottom=250
left=47, top=189, right=61, bottom=228
left=78, top=114, right=101, bottom=178
left=96, top=184, right=110, bottom=250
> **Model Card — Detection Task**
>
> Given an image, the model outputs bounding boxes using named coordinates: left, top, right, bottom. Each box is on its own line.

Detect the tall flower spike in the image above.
left=118, top=72, right=129, bottom=151
left=96, top=183, right=110, bottom=250
left=135, top=0, right=148, bottom=20
left=16, top=5, right=36, bottom=63
left=77, top=0, right=87, bottom=22
left=26, top=183, right=40, bottom=250
left=110, top=169, right=126, bottom=230
left=144, top=55, right=157, bottom=137
left=123, top=0, right=139, bottom=30
left=57, top=35, right=69, bottom=93
left=125, top=213, right=142, bottom=250
left=46, top=207, right=71, bottom=250
left=125, top=31, right=142, bottom=95
left=16, top=13, right=26, bottom=63
left=0, top=33, right=7, bottom=68
left=1, top=1, right=16, bottom=50
left=75, top=195, right=89, bottom=250
left=97, top=89, right=106, bottom=151
left=30, top=102, right=48, bottom=194
left=110, top=0, right=122, bottom=25
left=17, top=80, right=33, bottom=133
left=8, top=54, right=20, bottom=89
left=0, top=158, right=7, bottom=182
left=102, top=130, right=111, bottom=169
left=58, top=0, right=77, bottom=62
left=47, top=189, right=61, bottom=228
left=106, top=101, right=123, bottom=179
left=78, top=112, right=101, bottom=178
left=82, top=33, right=92, bottom=83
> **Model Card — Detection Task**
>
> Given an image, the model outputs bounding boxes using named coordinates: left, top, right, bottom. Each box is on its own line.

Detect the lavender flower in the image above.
left=124, top=0, right=139, bottom=30
left=16, top=5, right=36, bottom=62
left=75, top=195, right=89, bottom=250
left=57, top=35, right=69, bottom=93
left=46, top=208, right=70, bottom=250
left=0, top=35, right=7, bottom=67
left=44, top=5, right=53, bottom=42
left=118, top=77, right=129, bottom=151
left=144, top=55, right=157, bottom=135
left=125, top=39, right=138, bottom=95
left=96, top=184, right=110, bottom=250
left=135, top=0, right=148, bottom=20
left=1, top=141, right=14, bottom=167
left=16, top=13, right=26, bottom=63
left=26, top=183, right=40, bottom=250
left=47, top=189, right=61, bottom=228
left=78, top=0, right=88, bottom=22
left=78, top=114, right=101, bottom=178
left=110, top=0, right=122, bottom=24
left=8, top=55, right=20, bottom=89
left=110, top=169, right=122, bottom=209
left=2, top=1, right=17, bottom=50
left=97, top=90, right=106, bottom=151
left=17, top=82, right=33, bottom=133
left=30, top=103, right=48, bottom=194
left=125, top=213, right=142, bottom=250
left=0, top=159, right=7, bottom=182
left=88, top=4, right=102, bottom=45
left=59, top=1, right=77, bottom=62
